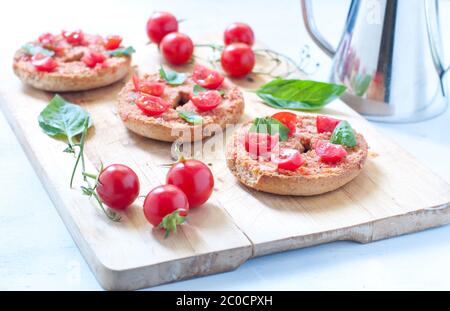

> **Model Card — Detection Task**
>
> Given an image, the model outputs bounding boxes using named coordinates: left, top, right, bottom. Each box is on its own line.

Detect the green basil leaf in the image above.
left=193, top=85, right=207, bottom=94
left=330, top=120, right=357, bottom=147
left=106, top=46, right=136, bottom=57
left=178, top=111, right=203, bottom=125
left=38, top=95, right=92, bottom=140
left=256, top=79, right=347, bottom=111
left=249, top=117, right=289, bottom=141
left=22, top=43, right=55, bottom=57
left=159, top=67, right=187, bottom=85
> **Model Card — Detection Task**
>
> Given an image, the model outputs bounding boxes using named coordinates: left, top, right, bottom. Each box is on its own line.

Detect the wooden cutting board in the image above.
left=1, top=40, right=450, bottom=290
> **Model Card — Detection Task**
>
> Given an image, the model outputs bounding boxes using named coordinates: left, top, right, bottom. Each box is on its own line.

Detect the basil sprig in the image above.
left=22, top=43, right=55, bottom=57
left=160, top=66, right=187, bottom=85
left=178, top=111, right=203, bottom=125
left=256, top=79, right=347, bottom=111
left=330, top=120, right=357, bottom=147
left=106, top=46, right=136, bottom=57
left=249, top=117, right=289, bottom=141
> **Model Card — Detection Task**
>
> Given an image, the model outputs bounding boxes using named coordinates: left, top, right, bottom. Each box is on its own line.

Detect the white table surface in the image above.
left=1, top=0, right=450, bottom=291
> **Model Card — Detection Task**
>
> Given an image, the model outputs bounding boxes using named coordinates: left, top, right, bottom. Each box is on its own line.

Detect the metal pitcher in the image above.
left=301, top=0, right=449, bottom=122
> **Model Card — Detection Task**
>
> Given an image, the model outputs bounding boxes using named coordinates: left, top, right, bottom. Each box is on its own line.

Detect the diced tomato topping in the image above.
left=245, top=132, right=279, bottom=157
left=192, top=64, right=225, bottom=89
left=316, top=115, right=341, bottom=134
left=132, top=75, right=165, bottom=97
left=38, top=33, right=55, bottom=45
left=104, top=35, right=122, bottom=50
left=62, top=30, right=84, bottom=45
left=82, top=50, right=107, bottom=68
left=271, top=148, right=304, bottom=171
left=314, top=140, right=347, bottom=164
left=190, top=90, right=222, bottom=111
left=135, top=94, right=170, bottom=116
left=31, top=53, right=57, bottom=72
left=271, top=112, right=297, bottom=136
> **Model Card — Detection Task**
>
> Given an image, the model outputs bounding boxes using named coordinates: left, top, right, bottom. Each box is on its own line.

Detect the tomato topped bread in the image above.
left=13, top=30, right=133, bottom=92
left=117, top=65, right=245, bottom=142
left=226, top=113, right=368, bottom=196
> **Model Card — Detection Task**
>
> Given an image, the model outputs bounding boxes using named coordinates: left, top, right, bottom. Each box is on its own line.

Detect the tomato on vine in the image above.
left=146, top=11, right=179, bottom=44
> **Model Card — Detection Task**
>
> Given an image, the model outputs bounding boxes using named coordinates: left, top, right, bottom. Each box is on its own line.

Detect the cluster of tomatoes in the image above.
left=245, top=113, right=348, bottom=171
left=95, top=158, right=214, bottom=235
left=146, top=12, right=256, bottom=77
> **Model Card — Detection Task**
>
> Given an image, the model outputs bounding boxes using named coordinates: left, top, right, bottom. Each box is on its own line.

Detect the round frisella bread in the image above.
left=117, top=72, right=245, bottom=142
left=13, top=31, right=132, bottom=92
left=227, top=115, right=368, bottom=196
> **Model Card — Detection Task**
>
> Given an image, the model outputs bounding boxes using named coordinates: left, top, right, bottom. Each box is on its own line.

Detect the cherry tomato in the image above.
left=143, top=185, right=189, bottom=235
left=160, top=32, right=194, bottom=65
left=146, top=11, right=179, bottom=44
left=192, top=64, right=224, bottom=89
left=82, top=50, right=107, bottom=68
left=190, top=90, right=222, bottom=111
left=38, top=33, right=55, bottom=46
left=132, top=75, right=165, bottom=97
left=221, top=43, right=255, bottom=78
left=314, top=140, right=347, bottom=164
left=316, top=116, right=341, bottom=134
left=245, top=132, right=279, bottom=157
left=271, top=148, right=304, bottom=171
left=31, top=53, right=57, bottom=72
left=135, top=93, right=170, bottom=116
left=62, top=30, right=84, bottom=45
left=271, top=112, right=297, bottom=136
left=224, top=22, right=255, bottom=46
left=96, top=164, right=140, bottom=210
left=167, top=159, right=214, bottom=208
left=104, top=35, right=122, bottom=50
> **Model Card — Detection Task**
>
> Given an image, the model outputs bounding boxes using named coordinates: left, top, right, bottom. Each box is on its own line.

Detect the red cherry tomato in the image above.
left=132, top=75, right=165, bottom=97
left=104, top=35, right=122, bottom=50
left=190, top=90, right=222, bottom=112
left=315, top=140, right=347, bottom=164
left=160, top=32, right=194, bottom=65
left=96, top=164, right=140, bottom=210
left=62, top=30, right=84, bottom=45
left=135, top=93, right=170, bottom=116
left=192, top=64, right=225, bottom=89
left=221, top=43, right=255, bottom=78
left=271, top=112, right=297, bottom=136
left=245, top=132, right=279, bottom=157
left=31, top=53, right=57, bottom=72
left=271, top=148, right=304, bottom=171
left=316, top=116, right=341, bottom=134
left=143, top=185, right=189, bottom=235
left=167, top=159, right=214, bottom=208
left=38, top=33, right=55, bottom=46
left=146, top=11, right=179, bottom=44
left=224, top=22, right=255, bottom=46
left=82, top=50, right=107, bottom=68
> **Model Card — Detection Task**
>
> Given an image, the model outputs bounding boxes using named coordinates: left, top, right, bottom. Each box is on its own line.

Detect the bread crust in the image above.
left=227, top=116, right=368, bottom=196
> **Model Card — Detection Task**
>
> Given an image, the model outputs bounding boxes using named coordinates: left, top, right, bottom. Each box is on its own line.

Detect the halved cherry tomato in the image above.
left=146, top=11, right=179, bottom=44
left=190, top=90, right=222, bottom=112
left=315, top=140, right=347, bottom=164
left=96, top=164, right=140, bottom=210
left=143, top=184, right=189, bottom=235
left=221, top=43, right=255, bottom=78
left=224, top=22, right=255, bottom=46
left=160, top=32, right=194, bottom=65
left=316, top=116, right=341, bottom=134
left=104, top=35, right=122, bottom=50
left=245, top=132, right=279, bottom=157
left=62, top=30, right=84, bottom=45
left=132, top=75, right=165, bottom=96
left=167, top=159, right=214, bottom=208
left=38, top=33, right=55, bottom=46
left=192, top=64, right=224, bottom=89
left=135, top=93, right=170, bottom=116
left=271, top=148, right=304, bottom=171
left=31, top=53, right=57, bottom=72
left=82, top=50, right=107, bottom=68
left=271, top=112, right=297, bottom=136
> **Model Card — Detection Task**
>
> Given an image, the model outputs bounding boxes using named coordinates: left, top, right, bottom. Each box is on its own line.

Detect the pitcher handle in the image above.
left=425, top=0, right=449, bottom=96
left=301, top=0, right=336, bottom=57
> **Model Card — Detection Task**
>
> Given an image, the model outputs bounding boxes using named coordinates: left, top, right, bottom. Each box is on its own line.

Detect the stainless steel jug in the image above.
left=301, top=0, right=449, bottom=122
